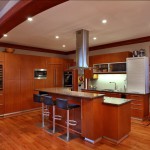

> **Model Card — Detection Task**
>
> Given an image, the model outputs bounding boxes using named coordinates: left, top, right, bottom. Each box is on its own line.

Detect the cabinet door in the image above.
left=0, top=92, right=4, bottom=116
left=46, top=64, right=63, bottom=88
left=5, top=80, right=21, bottom=113
left=20, top=55, right=34, bottom=80
left=5, top=53, right=21, bottom=80
left=20, top=80, right=39, bottom=110
left=46, top=64, right=55, bottom=88
left=0, top=52, right=4, bottom=61
left=55, top=64, right=63, bottom=87
left=84, top=69, right=93, bottom=79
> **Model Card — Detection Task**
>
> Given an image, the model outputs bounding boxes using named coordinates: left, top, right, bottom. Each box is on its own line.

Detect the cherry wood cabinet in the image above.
left=5, top=80, right=21, bottom=113
left=5, top=53, right=21, bottom=80
left=103, top=101, right=131, bottom=144
left=125, top=94, right=149, bottom=120
left=89, top=51, right=132, bottom=66
left=0, top=91, right=4, bottom=116
left=104, top=92, right=122, bottom=98
left=0, top=52, right=4, bottom=61
left=46, top=64, right=63, bottom=88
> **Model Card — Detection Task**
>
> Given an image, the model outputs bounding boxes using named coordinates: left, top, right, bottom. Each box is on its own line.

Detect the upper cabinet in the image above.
left=93, top=62, right=126, bottom=74
left=0, top=52, right=4, bottom=61
left=89, top=51, right=132, bottom=66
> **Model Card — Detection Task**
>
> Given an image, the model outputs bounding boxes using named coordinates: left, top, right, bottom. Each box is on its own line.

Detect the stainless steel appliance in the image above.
left=64, top=71, right=73, bottom=87
left=34, top=69, right=47, bottom=79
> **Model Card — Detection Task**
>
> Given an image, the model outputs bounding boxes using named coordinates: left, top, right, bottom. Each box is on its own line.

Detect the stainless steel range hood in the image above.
left=76, top=29, right=89, bottom=69
left=70, top=29, right=89, bottom=74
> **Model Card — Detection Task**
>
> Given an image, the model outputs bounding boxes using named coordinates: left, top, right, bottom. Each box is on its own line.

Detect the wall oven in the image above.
left=34, top=69, right=47, bottom=79
left=64, top=71, right=73, bottom=87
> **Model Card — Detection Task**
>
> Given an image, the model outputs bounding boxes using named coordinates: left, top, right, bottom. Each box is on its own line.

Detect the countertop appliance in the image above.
left=64, top=71, right=73, bottom=87
left=34, top=69, right=47, bottom=79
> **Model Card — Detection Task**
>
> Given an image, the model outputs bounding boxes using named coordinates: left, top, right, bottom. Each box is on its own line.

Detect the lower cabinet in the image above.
left=126, top=94, right=149, bottom=120
left=0, top=92, right=4, bottom=116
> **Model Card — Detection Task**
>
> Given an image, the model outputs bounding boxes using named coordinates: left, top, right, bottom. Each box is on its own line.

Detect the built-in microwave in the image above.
left=34, top=69, right=47, bottom=79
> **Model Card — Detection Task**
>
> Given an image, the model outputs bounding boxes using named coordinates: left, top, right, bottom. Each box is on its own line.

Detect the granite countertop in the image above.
left=103, top=96, right=131, bottom=106
left=35, top=87, right=104, bottom=99
left=82, top=88, right=147, bottom=95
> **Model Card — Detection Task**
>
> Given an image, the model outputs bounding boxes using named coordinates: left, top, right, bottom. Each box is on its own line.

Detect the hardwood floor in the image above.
left=0, top=110, right=150, bottom=150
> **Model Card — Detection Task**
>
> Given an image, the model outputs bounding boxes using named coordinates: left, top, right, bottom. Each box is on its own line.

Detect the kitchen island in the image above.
left=35, top=88, right=131, bottom=144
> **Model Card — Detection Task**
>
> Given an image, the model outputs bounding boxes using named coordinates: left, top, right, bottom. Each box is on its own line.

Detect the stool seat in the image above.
left=56, top=98, right=80, bottom=110
left=33, top=94, right=42, bottom=103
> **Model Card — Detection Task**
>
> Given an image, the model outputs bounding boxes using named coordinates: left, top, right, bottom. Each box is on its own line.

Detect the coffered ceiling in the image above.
left=0, top=0, right=150, bottom=53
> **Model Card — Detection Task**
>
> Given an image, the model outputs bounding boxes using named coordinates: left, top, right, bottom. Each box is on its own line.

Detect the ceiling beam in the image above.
left=0, top=42, right=67, bottom=55
left=0, top=0, right=68, bottom=38
left=1, top=36, right=150, bottom=55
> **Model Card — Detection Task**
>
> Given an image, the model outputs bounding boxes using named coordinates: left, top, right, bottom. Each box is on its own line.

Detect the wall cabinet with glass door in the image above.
left=93, top=62, right=126, bottom=74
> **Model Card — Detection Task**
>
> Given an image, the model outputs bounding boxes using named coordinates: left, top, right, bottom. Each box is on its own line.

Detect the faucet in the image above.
left=109, top=82, right=117, bottom=91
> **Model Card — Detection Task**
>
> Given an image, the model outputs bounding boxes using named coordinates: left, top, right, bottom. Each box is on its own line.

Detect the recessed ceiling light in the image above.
left=3, top=34, right=7, bottom=37
left=55, top=35, right=59, bottom=39
left=27, top=17, right=33, bottom=22
left=62, top=44, right=66, bottom=48
left=102, top=19, right=107, bottom=24
left=93, top=37, right=97, bottom=40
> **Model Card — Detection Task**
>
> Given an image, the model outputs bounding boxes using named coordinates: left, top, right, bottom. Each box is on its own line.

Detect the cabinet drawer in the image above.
left=131, top=99, right=143, bottom=105
left=131, top=104, right=143, bottom=110
left=131, top=109, right=143, bottom=119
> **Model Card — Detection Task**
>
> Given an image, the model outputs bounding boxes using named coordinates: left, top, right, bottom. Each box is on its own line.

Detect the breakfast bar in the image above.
left=35, top=87, right=131, bottom=144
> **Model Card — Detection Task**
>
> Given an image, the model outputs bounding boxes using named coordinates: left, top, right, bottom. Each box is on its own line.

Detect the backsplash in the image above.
left=89, top=74, right=127, bottom=92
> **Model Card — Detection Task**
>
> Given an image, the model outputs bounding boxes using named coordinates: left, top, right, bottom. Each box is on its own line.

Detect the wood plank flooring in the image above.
left=0, top=110, right=150, bottom=150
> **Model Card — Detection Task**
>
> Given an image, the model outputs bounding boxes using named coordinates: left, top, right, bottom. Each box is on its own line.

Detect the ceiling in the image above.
left=0, top=0, right=150, bottom=52
left=0, top=0, right=9, bottom=11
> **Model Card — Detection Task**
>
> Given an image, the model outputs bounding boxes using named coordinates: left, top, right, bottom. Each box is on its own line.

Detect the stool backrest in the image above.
left=56, top=98, right=68, bottom=109
left=33, top=94, right=41, bottom=103
left=44, top=96, right=53, bottom=106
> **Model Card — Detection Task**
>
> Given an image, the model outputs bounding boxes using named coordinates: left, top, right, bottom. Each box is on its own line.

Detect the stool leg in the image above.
left=42, top=103, right=45, bottom=128
left=66, top=109, right=69, bottom=141
left=53, top=105, right=55, bottom=133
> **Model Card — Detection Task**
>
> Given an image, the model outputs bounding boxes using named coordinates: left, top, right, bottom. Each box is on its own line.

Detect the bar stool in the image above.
left=56, top=98, right=80, bottom=142
left=33, top=93, right=48, bottom=128
left=43, top=96, right=62, bottom=134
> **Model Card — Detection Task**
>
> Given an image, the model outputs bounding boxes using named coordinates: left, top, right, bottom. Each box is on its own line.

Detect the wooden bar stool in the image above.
left=56, top=98, right=80, bottom=142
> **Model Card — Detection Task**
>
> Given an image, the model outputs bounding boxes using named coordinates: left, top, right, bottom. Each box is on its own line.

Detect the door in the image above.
left=46, top=64, right=63, bottom=88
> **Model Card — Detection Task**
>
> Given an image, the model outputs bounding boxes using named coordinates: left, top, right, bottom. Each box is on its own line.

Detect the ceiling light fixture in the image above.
left=55, top=35, right=59, bottom=39
left=102, top=19, right=107, bottom=24
left=93, top=37, right=97, bottom=40
left=62, top=44, right=66, bottom=48
left=3, top=34, right=7, bottom=37
left=27, top=17, right=33, bottom=22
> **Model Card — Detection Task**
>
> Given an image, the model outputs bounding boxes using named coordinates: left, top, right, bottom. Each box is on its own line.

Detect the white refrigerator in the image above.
left=126, top=57, right=149, bottom=94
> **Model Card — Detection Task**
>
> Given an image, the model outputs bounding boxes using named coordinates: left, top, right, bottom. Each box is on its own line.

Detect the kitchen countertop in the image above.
left=103, top=96, right=131, bottom=106
left=35, top=87, right=104, bottom=99
left=82, top=88, right=147, bottom=95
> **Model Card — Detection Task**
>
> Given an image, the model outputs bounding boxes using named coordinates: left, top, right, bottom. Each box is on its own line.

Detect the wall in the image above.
left=67, top=41, right=150, bottom=60
left=90, top=74, right=127, bottom=92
